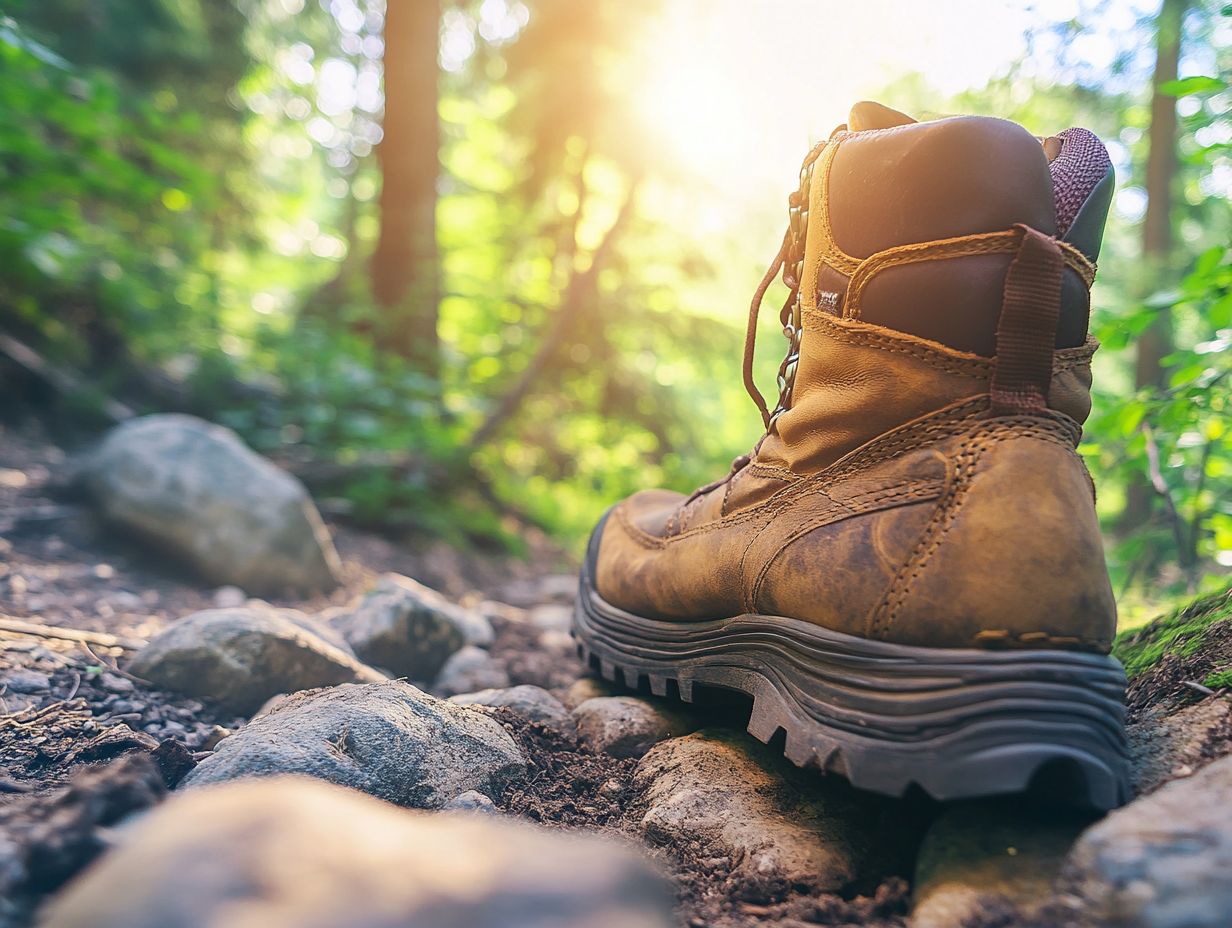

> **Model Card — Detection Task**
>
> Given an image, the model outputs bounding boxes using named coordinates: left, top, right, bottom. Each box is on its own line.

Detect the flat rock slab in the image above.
left=42, top=777, right=675, bottom=928
left=77, top=414, right=340, bottom=595
left=911, top=800, right=1094, bottom=928
left=128, top=607, right=383, bottom=716
left=1065, top=751, right=1232, bottom=928
left=573, top=696, right=697, bottom=758
left=330, top=573, right=472, bottom=679
left=635, top=729, right=889, bottom=898
left=183, top=681, right=525, bottom=808
left=450, top=685, right=575, bottom=737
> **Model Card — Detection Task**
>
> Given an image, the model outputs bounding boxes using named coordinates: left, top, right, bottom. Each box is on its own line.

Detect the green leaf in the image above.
left=1159, top=76, right=1226, bottom=97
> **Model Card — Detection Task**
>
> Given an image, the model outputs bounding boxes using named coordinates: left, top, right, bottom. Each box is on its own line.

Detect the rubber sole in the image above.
left=572, top=515, right=1131, bottom=810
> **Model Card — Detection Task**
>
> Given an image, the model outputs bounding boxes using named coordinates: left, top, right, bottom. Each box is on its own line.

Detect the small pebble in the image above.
left=442, top=790, right=498, bottom=814
left=99, top=673, right=135, bottom=694
left=5, top=669, right=52, bottom=694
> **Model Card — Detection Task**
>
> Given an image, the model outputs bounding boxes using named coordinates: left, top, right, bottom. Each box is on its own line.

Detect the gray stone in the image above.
left=330, top=574, right=469, bottom=679
left=1065, top=751, right=1232, bottom=928
left=183, top=681, right=524, bottom=808
left=442, top=789, right=498, bottom=814
left=450, top=685, right=575, bottom=737
left=98, top=673, right=135, bottom=694
left=433, top=645, right=510, bottom=697
left=42, top=777, right=674, bottom=928
left=528, top=603, right=573, bottom=633
left=636, top=729, right=885, bottom=896
left=1129, top=698, right=1232, bottom=795
left=573, top=696, right=696, bottom=758
left=910, top=800, right=1092, bottom=928
left=128, top=607, right=383, bottom=715
left=77, top=415, right=340, bottom=595
left=4, top=669, right=51, bottom=694
left=210, top=585, right=247, bottom=609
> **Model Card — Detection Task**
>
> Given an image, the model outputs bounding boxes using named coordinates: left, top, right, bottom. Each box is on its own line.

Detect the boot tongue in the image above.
left=847, top=101, right=917, bottom=131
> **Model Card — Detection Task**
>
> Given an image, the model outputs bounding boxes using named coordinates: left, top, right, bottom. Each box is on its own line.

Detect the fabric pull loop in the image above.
left=991, top=224, right=1065, bottom=416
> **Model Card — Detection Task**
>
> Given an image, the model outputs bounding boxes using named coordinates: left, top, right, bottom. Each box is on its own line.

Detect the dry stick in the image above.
left=465, top=176, right=644, bottom=453
left=0, top=616, right=148, bottom=651
left=78, top=640, right=152, bottom=686
left=1141, top=423, right=1196, bottom=572
left=0, top=332, right=134, bottom=423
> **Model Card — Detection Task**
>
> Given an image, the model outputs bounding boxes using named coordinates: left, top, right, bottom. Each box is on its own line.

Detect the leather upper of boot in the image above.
left=592, top=103, right=1117, bottom=653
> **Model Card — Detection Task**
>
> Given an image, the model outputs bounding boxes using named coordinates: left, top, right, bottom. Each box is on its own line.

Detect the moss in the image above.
left=1113, top=588, right=1232, bottom=679
left=1203, top=669, right=1232, bottom=690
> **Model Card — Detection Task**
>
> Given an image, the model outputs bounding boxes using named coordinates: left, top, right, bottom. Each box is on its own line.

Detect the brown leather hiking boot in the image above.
left=573, top=102, right=1130, bottom=809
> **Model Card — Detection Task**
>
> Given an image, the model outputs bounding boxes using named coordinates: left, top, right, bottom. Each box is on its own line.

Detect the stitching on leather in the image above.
left=868, top=436, right=981, bottom=640
left=617, top=410, right=1077, bottom=552
left=747, top=463, right=798, bottom=480
left=866, top=422, right=1084, bottom=640
left=802, top=311, right=993, bottom=379
left=749, top=479, right=946, bottom=610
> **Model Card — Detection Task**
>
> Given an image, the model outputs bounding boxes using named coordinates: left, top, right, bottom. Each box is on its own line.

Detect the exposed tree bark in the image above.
left=1124, top=0, right=1187, bottom=529
left=466, top=178, right=642, bottom=452
left=371, top=0, right=441, bottom=379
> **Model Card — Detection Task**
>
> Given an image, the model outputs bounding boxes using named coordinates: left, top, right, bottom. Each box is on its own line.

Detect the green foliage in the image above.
left=1113, top=588, right=1232, bottom=678
left=1, top=0, right=1228, bottom=611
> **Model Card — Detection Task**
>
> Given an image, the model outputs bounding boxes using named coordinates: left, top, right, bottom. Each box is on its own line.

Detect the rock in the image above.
left=4, top=669, right=51, bottom=694
left=538, top=574, right=579, bottom=602
left=477, top=600, right=529, bottom=625
left=433, top=645, right=510, bottom=697
left=573, top=696, right=696, bottom=758
left=98, top=673, right=134, bottom=695
left=1129, top=697, right=1232, bottom=795
left=77, top=414, right=340, bottom=595
left=528, top=603, right=573, bottom=633
left=210, top=585, right=247, bottom=609
left=1065, top=752, right=1232, bottom=928
left=560, top=676, right=620, bottom=709
left=41, top=777, right=674, bottom=928
left=450, top=685, right=575, bottom=737
left=330, top=574, right=469, bottom=679
left=442, top=790, right=498, bottom=814
left=457, top=610, right=495, bottom=648
left=636, top=729, right=886, bottom=897
left=128, top=608, right=384, bottom=715
left=183, top=681, right=524, bottom=807
left=910, top=800, right=1092, bottom=928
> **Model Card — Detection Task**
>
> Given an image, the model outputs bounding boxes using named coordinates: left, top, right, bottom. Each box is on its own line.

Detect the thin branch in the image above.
left=1141, top=423, right=1195, bottom=571
left=465, top=175, right=643, bottom=453
left=0, top=616, right=147, bottom=651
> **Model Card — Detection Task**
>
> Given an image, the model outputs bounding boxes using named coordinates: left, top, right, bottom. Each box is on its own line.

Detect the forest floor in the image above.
left=1, top=416, right=1230, bottom=928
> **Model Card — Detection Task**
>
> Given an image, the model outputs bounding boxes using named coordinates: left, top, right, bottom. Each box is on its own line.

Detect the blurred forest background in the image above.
left=0, top=0, right=1227, bottom=622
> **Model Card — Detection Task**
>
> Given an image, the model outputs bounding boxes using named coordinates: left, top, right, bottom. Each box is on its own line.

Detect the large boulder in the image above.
left=41, top=777, right=675, bottom=928
left=1064, top=752, right=1232, bottom=928
left=330, top=573, right=471, bottom=679
left=635, top=730, right=890, bottom=898
left=183, top=681, right=525, bottom=808
left=78, top=414, right=340, bottom=595
left=128, top=607, right=384, bottom=715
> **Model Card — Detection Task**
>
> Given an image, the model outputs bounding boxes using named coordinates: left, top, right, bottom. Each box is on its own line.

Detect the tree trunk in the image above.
left=1124, top=0, right=1186, bottom=528
left=371, top=0, right=441, bottom=380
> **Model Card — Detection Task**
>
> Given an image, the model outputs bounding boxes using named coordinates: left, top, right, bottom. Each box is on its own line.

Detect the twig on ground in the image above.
left=0, top=616, right=147, bottom=650
left=78, top=640, right=151, bottom=686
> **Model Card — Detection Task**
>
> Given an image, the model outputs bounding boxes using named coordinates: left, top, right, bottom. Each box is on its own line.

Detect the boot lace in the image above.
left=743, top=139, right=828, bottom=430
left=682, top=139, right=830, bottom=508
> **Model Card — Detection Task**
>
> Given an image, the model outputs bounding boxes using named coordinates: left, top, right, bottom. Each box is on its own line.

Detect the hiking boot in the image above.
left=573, top=102, right=1130, bottom=809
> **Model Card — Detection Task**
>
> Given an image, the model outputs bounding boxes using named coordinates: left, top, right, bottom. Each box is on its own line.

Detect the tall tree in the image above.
left=1125, top=0, right=1188, bottom=528
left=372, top=0, right=441, bottom=379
